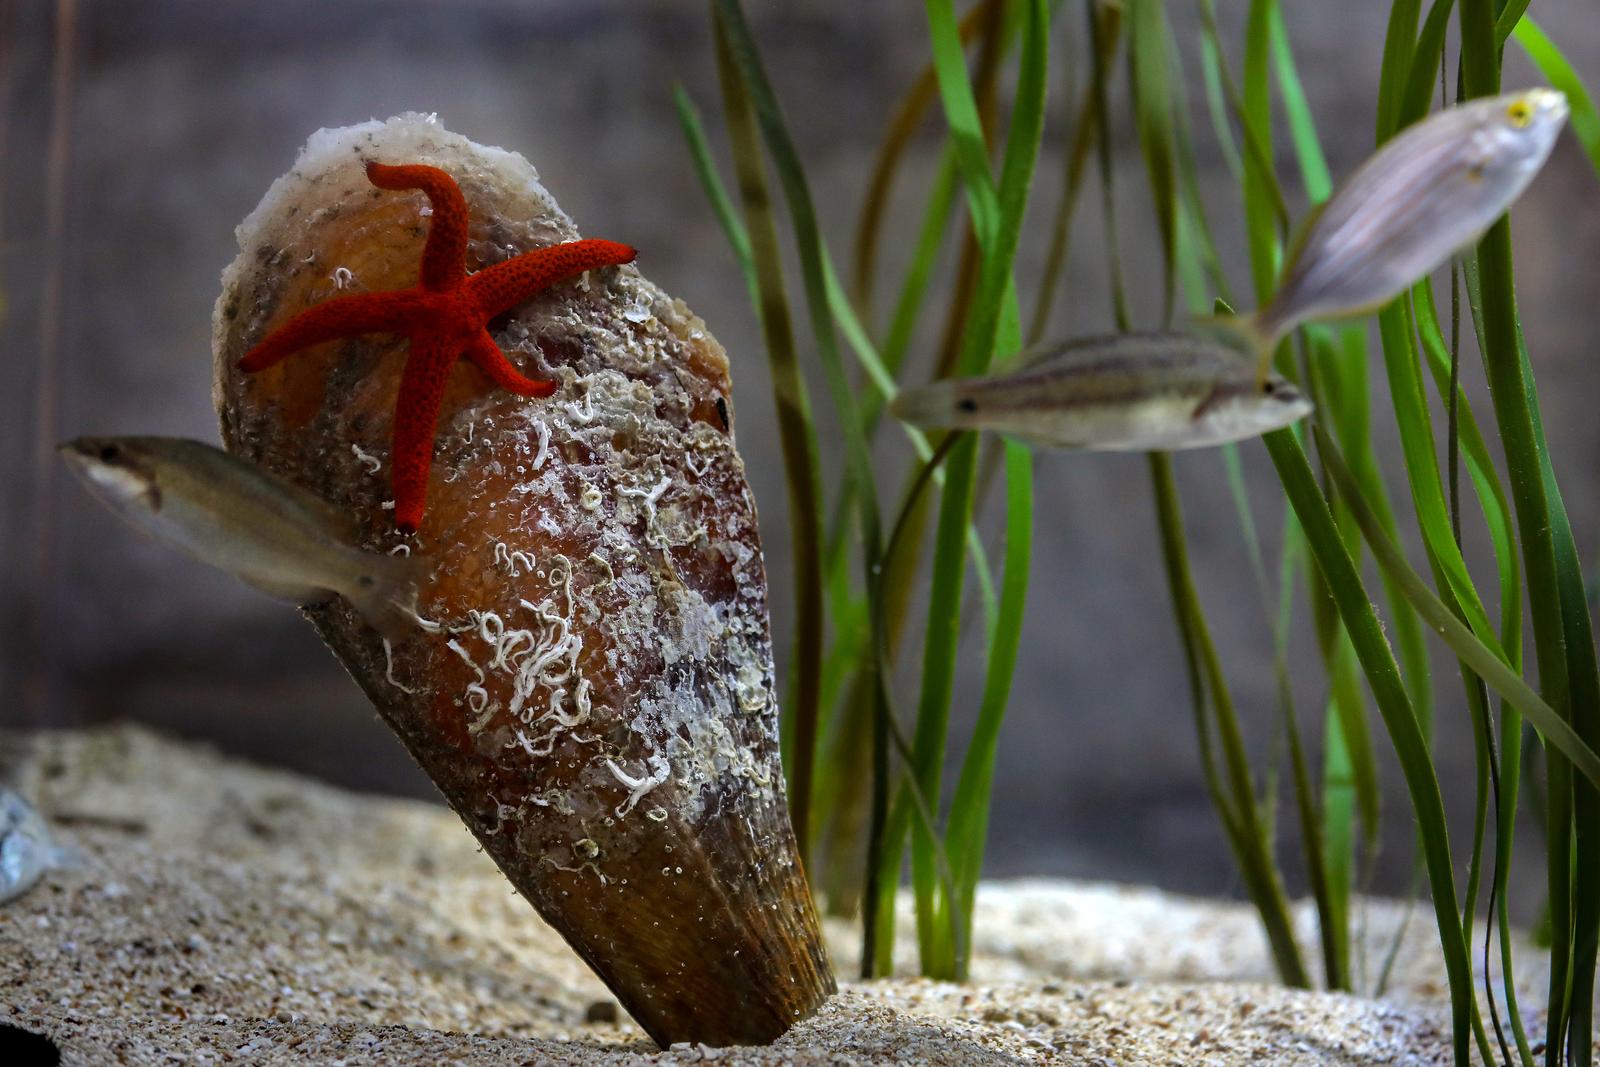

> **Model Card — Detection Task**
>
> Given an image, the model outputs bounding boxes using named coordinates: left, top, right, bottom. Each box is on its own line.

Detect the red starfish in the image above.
left=239, top=161, right=636, bottom=532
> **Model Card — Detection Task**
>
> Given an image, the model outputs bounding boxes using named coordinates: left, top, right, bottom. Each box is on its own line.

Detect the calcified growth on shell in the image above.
left=211, top=114, right=833, bottom=1047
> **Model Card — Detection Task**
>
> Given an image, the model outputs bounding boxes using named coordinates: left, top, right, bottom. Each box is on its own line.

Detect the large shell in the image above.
left=210, top=114, right=833, bottom=1047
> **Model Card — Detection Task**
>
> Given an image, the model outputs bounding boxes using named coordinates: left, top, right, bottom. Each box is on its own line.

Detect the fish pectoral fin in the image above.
left=1189, top=386, right=1227, bottom=423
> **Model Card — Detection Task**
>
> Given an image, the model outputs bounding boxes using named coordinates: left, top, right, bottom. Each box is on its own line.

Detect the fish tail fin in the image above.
left=888, top=379, right=961, bottom=430
left=1189, top=306, right=1277, bottom=390
left=347, top=550, right=429, bottom=642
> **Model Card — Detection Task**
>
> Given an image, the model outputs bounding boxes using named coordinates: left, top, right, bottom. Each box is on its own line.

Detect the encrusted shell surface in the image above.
left=210, top=114, right=834, bottom=1047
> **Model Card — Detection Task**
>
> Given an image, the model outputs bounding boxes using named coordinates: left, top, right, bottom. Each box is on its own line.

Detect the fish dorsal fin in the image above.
left=1001, top=332, right=1174, bottom=373
left=278, top=476, right=362, bottom=543
left=226, top=446, right=364, bottom=543
left=1182, top=316, right=1261, bottom=362
left=160, top=437, right=358, bottom=543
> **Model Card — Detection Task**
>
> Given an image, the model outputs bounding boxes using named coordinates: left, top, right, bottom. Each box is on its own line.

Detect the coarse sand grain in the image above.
left=0, top=725, right=1577, bottom=1065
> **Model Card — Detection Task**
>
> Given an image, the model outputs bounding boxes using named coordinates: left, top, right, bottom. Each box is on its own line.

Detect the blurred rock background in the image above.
left=2, top=0, right=1597, bottom=912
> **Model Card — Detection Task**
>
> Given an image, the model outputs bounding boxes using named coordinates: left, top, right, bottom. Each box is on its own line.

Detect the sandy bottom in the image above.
left=0, top=726, right=1557, bottom=1064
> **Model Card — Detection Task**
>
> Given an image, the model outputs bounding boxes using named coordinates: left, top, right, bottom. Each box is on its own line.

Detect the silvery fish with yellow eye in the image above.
left=1234, top=87, right=1568, bottom=375
left=890, top=330, right=1312, bottom=451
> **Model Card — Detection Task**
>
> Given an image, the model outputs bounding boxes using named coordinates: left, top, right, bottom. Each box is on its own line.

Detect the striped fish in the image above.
left=890, top=330, right=1311, bottom=451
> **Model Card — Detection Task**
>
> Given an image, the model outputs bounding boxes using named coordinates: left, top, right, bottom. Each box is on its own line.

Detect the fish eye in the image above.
left=1506, top=99, right=1532, bottom=128
left=957, top=398, right=978, bottom=413
left=98, top=443, right=121, bottom=462
left=1262, top=380, right=1296, bottom=403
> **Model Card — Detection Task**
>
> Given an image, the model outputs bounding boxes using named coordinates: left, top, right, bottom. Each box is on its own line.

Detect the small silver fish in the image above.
left=890, top=331, right=1312, bottom=451
left=1, top=789, right=65, bottom=904
left=61, top=436, right=421, bottom=636
left=1239, top=87, right=1567, bottom=367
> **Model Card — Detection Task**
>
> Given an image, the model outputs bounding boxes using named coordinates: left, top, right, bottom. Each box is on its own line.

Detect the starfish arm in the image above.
left=465, top=238, right=637, bottom=320
left=238, top=291, right=421, bottom=372
left=366, top=162, right=470, bottom=292
left=464, top=329, right=558, bottom=397
left=388, top=331, right=458, bottom=532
